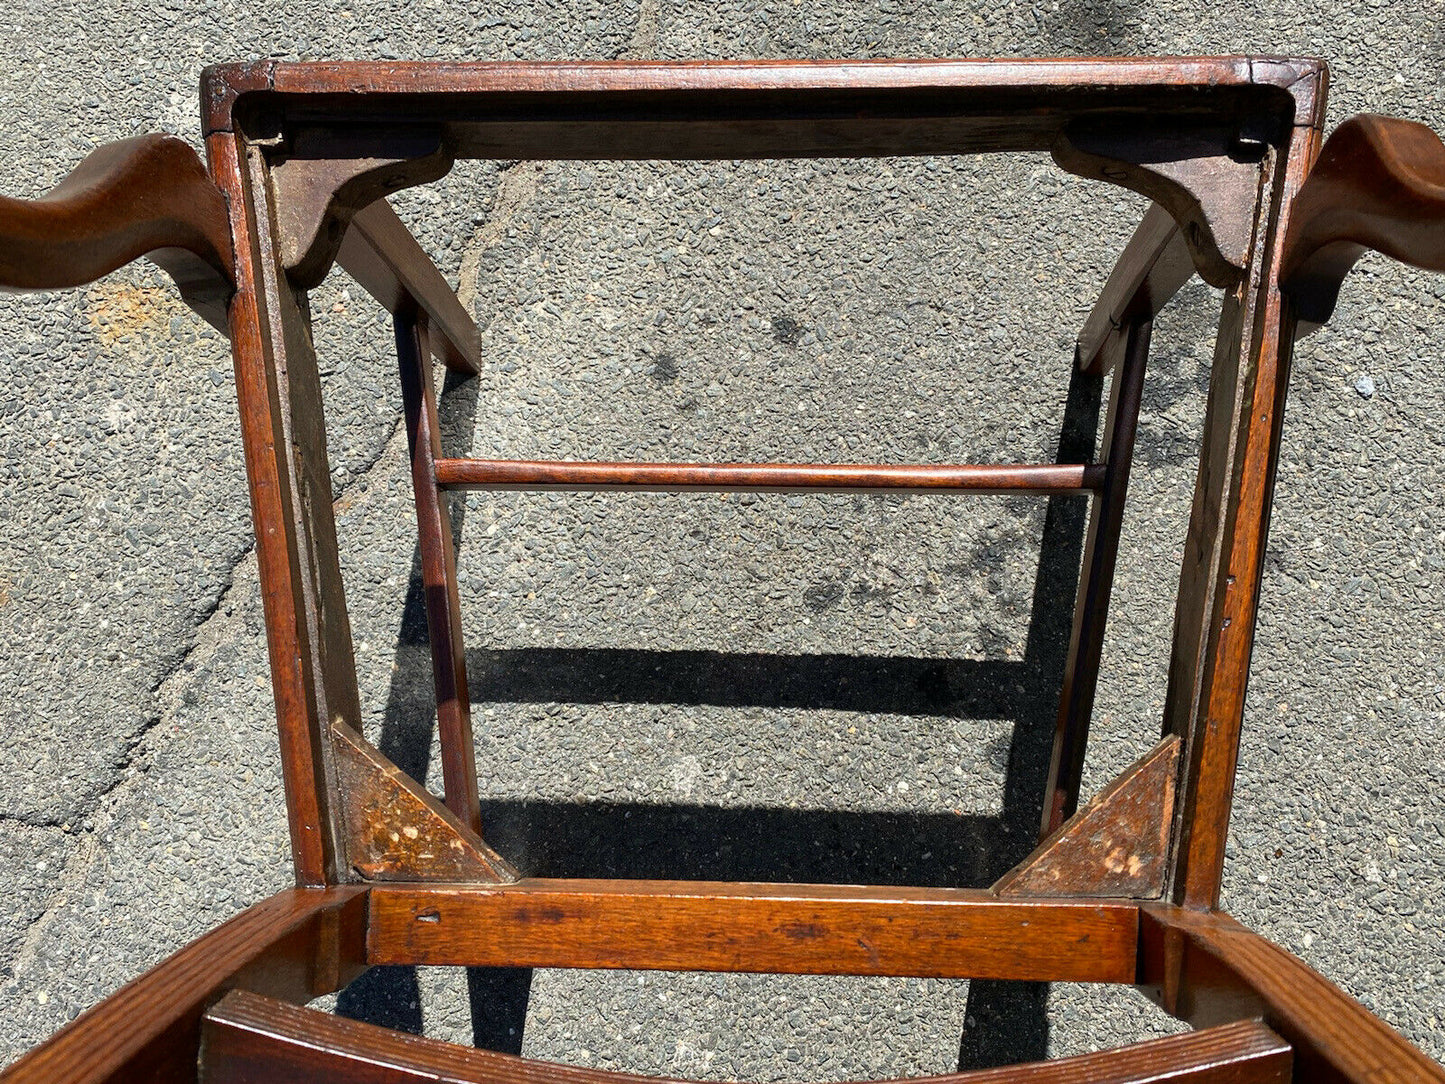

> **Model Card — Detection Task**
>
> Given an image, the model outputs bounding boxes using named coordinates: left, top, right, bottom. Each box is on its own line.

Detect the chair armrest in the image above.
left=0, top=134, right=234, bottom=331
left=1281, top=113, right=1445, bottom=328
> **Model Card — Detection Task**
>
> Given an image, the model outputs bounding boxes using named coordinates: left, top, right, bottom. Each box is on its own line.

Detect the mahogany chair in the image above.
left=2, top=58, right=1443, bottom=1084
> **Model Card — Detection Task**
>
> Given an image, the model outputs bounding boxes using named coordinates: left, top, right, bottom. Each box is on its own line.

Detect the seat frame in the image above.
left=3, top=56, right=1444, bottom=1084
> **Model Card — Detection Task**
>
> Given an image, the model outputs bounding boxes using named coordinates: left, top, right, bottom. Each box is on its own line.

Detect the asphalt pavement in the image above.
left=1, top=0, right=1443, bottom=1073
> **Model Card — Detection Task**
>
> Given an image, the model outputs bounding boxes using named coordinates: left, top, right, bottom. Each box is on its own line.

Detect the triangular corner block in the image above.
left=330, top=724, right=517, bottom=883
left=995, top=735, right=1181, bottom=898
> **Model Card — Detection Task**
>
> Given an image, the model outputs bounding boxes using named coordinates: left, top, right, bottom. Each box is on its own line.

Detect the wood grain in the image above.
left=997, top=735, right=1179, bottom=898
left=0, top=133, right=233, bottom=329
left=1141, top=906, right=1445, bottom=1083
left=367, top=880, right=1138, bottom=982
left=0, top=889, right=364, bottom=1084
left=204, top=989, right=1291, bottom=1084
left=1281, top=113, right=1445, bottom=325
left=433, top=460, right=1104, bottom=494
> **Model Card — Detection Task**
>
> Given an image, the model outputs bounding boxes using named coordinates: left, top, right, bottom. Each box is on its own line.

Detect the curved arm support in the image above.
left=0, top=134, right=234, bottom=329
left=1281, top=113, right=1445, bottom=326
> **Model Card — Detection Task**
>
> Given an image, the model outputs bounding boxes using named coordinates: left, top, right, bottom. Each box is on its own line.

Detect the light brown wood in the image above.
left=997, top=735, right=1179, bottom=898
left=0, top=889, right=364, bottom=1084
left=203, top=989, right=1292, bottom=1084
left=1141, top=906, right=1445, bottom=1084
left=367, top=880, right=1139, bottom=982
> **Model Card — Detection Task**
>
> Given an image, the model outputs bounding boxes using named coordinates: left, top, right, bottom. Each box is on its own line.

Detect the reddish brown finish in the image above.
left=0, top=134, right=233, bottom=329
left=434, top=459, right=1105, bottom=494
left=1140, top=907, right=1445, bottom=1084
left=336, top=201, right=480, bottom=374
left=1041, top=316, right=1152, bottom=834
left=203, top=990, right=1291, bottom=1084
left=331, top=724, right=514, bottom=882
left=0, top=889, right=364, bottom=1084
left=1077, top=202, right=1196, bottom=375
left=207, top=131, right=337, bottom=887
left=997, top=736, right=1179, bottom=898
left=1281, top=113, right=1445, bottom=325
left=397, top=312, right=482, bottom=834
left=366, top=880, right=1138, bottom=982
left=1163, top=70, right=1328, bottom=911
left=18, top=53, right=1445, bottom=1084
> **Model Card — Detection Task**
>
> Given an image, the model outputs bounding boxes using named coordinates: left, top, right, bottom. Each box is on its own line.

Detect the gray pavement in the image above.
left=2, top=0, right=1444, bottom=1074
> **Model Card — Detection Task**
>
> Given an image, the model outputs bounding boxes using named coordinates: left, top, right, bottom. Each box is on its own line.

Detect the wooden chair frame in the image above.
left=3, top=57, right=1444, bottom=1084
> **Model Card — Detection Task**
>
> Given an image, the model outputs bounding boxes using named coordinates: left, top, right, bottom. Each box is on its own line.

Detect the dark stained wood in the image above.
left=203, top=989, right=1292, bottom=1084
left=271, top=127, right=454, bottom=288
left=0, top=889, right=365, bottom=1084
left=434, top=460, right=1105, bottom=494
left=367, top=881, right=1138, bottom=982
left=336, top=200, right=480, bottom=374
left=1281, top=113, right=1445, bottom=326
left=199, top=58, right=1324, bottom=296
left=1140, top=906, right=1445, bottom=1084
left=1041, top=316, right=1152, bottom=834
left=1051, top=121, right=1260, bottom=287
left=331, top=723, right=514, bottom=882
left=0, top=133, right=233, bottom=330
left=202, top=58, right=1312, bottom=162
left=397, top=311, right=482, bottom=834
left=206, top=131, right=337, bottom=886
left=210, top=126, right=388, bottom=886
left=1078, top=203, right=1196, bottom=374
left=1162, top=67, right=1328, bottom=910
left=997, top=735, right=1179, bottom=899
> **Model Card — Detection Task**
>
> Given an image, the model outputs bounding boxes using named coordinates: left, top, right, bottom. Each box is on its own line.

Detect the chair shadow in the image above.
left=338, top=364, right=1104, bottom=1071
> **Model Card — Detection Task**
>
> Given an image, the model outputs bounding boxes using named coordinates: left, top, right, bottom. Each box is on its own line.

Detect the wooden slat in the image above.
left=336, top=200, right=480, bottom=374
left=1141, top=906, right=1445, bottom=1084
left=434, top=460, right=1105, bottom=494
left=205, top=989, right=1290, bottom=1084
left=207, top=131, right=339, bottom=885
left=0, top=889, right=365, bottom=1084
left=366, top=880, right=1138, bottom=982
left=1077, top=203, right=1195, bottom=375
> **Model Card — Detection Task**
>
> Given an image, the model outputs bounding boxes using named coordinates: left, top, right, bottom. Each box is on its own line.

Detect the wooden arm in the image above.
left=0, top=134, right=234, bottom=330
left=1078, top=202, right=1195, bottom=375
left=1281, top=113, right=1445, bottom=327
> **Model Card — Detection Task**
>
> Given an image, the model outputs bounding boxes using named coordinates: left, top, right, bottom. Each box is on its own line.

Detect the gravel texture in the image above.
left=2, top=0, right=1443, bottom=1075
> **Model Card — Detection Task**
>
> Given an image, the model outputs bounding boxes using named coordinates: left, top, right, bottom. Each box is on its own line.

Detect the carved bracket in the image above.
left=994, top=735, right=1180, bottom=898
left=330, top=723, right=517, bottom=883
left=1053, top=118, right=1273, bottom=289
left=270, top=127, right=454, bottom=288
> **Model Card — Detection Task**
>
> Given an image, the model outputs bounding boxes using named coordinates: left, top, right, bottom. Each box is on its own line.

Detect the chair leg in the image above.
left=1041, top=317, right=1153, bottom=836
left=397, top=308, right=483, bottom=836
